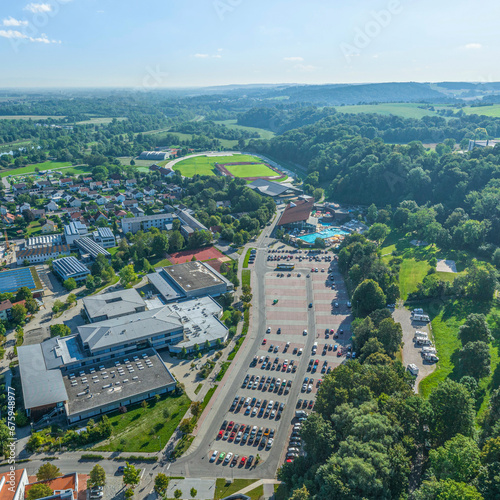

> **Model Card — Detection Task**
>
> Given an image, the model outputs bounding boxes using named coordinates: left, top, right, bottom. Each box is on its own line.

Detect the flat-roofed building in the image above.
left=74, top=237, right=111, bottom=261
left=147, top=261, right=233, bottom=302
left=83, top=289, right=146, bottom=323
left=52, top=256, right=90, bottom=282
left=92, top=227, right=116, bottom=248
left=121, top=213, right=175, bottom=235
left=64, top=221, right=88, bottom=246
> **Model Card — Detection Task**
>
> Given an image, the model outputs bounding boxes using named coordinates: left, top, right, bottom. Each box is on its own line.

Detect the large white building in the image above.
left=121, top=213, right=175, bottom=234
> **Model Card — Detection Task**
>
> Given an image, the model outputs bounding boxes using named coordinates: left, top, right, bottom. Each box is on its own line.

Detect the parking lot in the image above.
left=207, top=246, right=353, bottom=469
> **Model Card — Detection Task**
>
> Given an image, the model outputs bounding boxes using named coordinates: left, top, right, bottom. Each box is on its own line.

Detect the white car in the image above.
left=266, top=327, right=271, bottom=333
left=210, top=450, right=218, bottom=462
left=266, top=438, right=274, bottom=449
left=224, top=452, right=233, bottom=463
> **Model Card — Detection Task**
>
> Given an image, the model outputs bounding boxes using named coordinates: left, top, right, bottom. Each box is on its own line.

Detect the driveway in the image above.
left=393, top=306, right=436, bottom=393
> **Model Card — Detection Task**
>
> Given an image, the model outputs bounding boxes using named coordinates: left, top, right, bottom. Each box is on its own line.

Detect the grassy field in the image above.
left=398, top=258, right=430, bottom=300
left=335, top=103, right=439, bottom=119
left=0, top=162, right=94, bottom=179
left=215, top=119, right=276, bottom=140
left=94, top=392, right=190, bottom=453
left=419, top=300, right=500, bottom=420
left=242, top=269, right=251, bottom=287
left=173, top=154, right=274, bottom=178
left=0, top=115, right=66, bottom=120
left=462, top=104, right=500, bottom=118
left=76, top=117, right=127, bottom=125
left=215, top=479, right=257, bottom=500
left=243, top=248, right=255, bottom=268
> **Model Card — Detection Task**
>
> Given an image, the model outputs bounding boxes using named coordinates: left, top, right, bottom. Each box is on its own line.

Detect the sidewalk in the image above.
left=233, top=478, right=280, bottom=496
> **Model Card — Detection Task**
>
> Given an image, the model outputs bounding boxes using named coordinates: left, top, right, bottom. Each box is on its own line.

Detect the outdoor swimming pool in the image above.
left=298, top=227, right=349, bottom=244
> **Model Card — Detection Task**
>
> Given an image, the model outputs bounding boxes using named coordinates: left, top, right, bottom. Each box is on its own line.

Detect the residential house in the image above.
left=0, top=206, right=7, bottom=215
left=32, top=209, right=46, bottom=219
left=131, top=189, right=144, bottom=200
left=45, top=200, right=59, bottom=212
left=69, top=212, right=83, bottom=221
left=122, top=199, right=138, bottom=209
left=82, top=177, right=93, bottom=184
left=1, top=213, right=15, bottom=225
left=87, top=190, right=99, bottom=199
left=130, top=206, right=145, bottom=216
left=19, top=203, right=31, bottom=213
left=68, top=184, right=82, bottom=193
left=0, top=300, right=12, bottom=321
left=24, top=473, right=79, bottom=500
left=114, top=193, right=126, bottom=203
left=35, top=180, right=52, bottom=189
left=115, top=210, right=127, bottom=218
left=96, top=197, right=107, bottom=206
left=0, top=468, right=28, bottom=500
left=12, top=183, right=27, bottom=193
left=68, top=197, right=82, bottom=208
left=59, top=178, right=73, bottom=187
left=41, top=220, right=57, bottom=233
left=125, top=179, right=137, bottom=187
left=107, top=179, right=120, bottom=189
left=78, top=187, right=89, bottom=196
left=143, top=187, right=156, bottom=196
left=90, top=181, right=103, bottom=190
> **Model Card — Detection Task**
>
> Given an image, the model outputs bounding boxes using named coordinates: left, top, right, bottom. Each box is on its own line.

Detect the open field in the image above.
left=398, top=258, right=430, bottom=300
left=418, top=300, right=500, bottom=420
left=215, top=119, right=276, bottom=140
left=0, top=115, right=66, bottom=120
left=335, top=103, right=440, bottom=119
left=462, top=104, right=500, bottom=118
left=94, top=392, right=190, bottom=453
left=76, top=117, right=127, bottom=125
left=174, top=154, right=277, bottom=178
left=1, top=162, right=93, bottom=179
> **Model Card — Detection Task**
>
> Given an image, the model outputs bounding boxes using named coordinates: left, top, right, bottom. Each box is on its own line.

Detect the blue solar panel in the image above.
left=0, top=267, right=37, bottom=294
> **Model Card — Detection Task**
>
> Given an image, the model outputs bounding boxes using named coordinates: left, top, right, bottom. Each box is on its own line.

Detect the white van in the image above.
left=312, top=342, right=318, bottom=354
left=413, top=314, right=430, bottom=322
left=421, top=346, right=436, bottom=354
left=424, top=353, right=439, bottom=362
left=407, top=363, right=419, bottom=376
left=416, top=338, right=432, bottom=346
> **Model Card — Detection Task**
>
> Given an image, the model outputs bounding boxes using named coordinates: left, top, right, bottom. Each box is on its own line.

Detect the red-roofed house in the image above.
left=24, top=473, right=79, bottom=500
left=59, top=178, right=73, bottom=187
left=0, top=468, right=28, bottom=500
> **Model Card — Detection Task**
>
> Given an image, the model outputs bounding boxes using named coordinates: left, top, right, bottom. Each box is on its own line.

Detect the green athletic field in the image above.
left=173, top=154, right=277, bottom=178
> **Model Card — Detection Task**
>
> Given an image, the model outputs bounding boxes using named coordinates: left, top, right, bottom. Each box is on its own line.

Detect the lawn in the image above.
left=398, top=258, right=430, bottom=300
left=245, top=485, right=264, bottom=500
left=94, top=392, right=190, bottom=453
left=0, top=161, right=72, bottom=178
left=215, top=119, right=276, bottom=140
left=419, top=299, right=500, bottom=421
left=76, top=117, right=127, bottom=125
left=462, top=104, right=500, bottom=118
left=242, top=270, right=251, bottom=287
left=173, top=154, right=274, bottom=178
left=243, top=248, right=255, bottom=268
left=335, top=103, right=440, bottom=119
left=215, top=479, right=257, bottom=500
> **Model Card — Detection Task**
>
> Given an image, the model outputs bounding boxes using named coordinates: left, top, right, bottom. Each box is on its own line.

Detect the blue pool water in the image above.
left=298, top=227, right=349, bottom=243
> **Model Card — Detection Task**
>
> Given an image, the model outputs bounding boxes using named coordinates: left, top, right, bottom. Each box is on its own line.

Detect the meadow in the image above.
left=0, top=115, right=66, bottom=120
left=214, top=119, right=276, bottom=140
left=335, top=103, right=440, bottom=119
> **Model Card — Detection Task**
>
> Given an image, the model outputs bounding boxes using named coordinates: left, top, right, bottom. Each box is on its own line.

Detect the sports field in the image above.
left=173, top=154, right=278, bottom=178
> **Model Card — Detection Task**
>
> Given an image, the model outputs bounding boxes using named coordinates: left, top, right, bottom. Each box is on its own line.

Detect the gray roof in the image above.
left=64, top=348, right=176, bottom=418
left=52, top=256, right=90, bottom=278
left=18, top=344, right=68, bottom=409
left=75, top=237, right=111, bottom=258
left=41, top=335, right=86, bottom=370
left=175, top=209, right=208, bottom=232
left=164, top=261, right=229, bottom=293
left=146, top=269, right=183, bottom=302
left=78, top=307, right=183, bottom=353
left=95, top=227, right=114, bottom=238
left=83, top=289, right=146, bottom=321
left=64, top=221, right=87, bottom=236
left=248, top=179, right=302, bottom=197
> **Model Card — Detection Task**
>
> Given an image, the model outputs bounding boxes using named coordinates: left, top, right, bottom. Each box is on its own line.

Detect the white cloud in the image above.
left=3, top=17, right=29, bottom=27
left=294, top=63, right=317, bottom=72
left=212, top=54, right=222, bottom=59
left=0, top=29, right=60, bottom=43
left=465, top=43, right=482, bottom=50
left=194, top=53, right=210, bottom=58
left=284, top=56, right=304, bottom=62
left=24, top=3, right=52, bottom=13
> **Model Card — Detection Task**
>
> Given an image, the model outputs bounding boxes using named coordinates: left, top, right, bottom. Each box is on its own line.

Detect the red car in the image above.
left=262, top=339, right=267, bottom=345
left=227, top=421, right=234, bottom=431
left=337, top=349, right=342, bottom=357
left=218, top=430, right=224, bottom=439
left=229, top=432, right=236, bottom=441
left=240, top=456, right=247, bottom=466
left=282, top=364, right=287, bottom=371
left=314, top=359, right=319, bottom=365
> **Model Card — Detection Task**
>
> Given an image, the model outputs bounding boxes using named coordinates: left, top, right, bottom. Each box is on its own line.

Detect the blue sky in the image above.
left=0, top=0, right=499, bottom=88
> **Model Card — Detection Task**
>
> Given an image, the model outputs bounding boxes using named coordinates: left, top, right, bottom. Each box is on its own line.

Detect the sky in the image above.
left=0, top=0, right=499, bottom=88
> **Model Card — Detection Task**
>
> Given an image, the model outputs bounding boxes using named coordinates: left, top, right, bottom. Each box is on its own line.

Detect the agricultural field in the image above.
left=0, top=162, right=94, bottom=179
left=461, top=104, right=500, bottom=118
left=173, top=153, right=278, bottom=178
left=335, top=103, right=440, bottom=119
left=214, top=119, right=276, bottom=140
